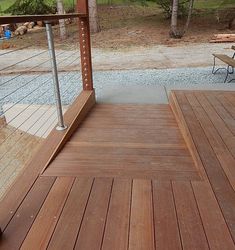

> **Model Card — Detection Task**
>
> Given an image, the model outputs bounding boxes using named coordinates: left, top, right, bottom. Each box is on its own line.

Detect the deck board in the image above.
left=172, top=90, right=235, bottom=242
left=47, top=178, right=93, bottom=250
left=172, top=181, right=209, bottom=250
left=102, top=179, right=132, bottom=250
left=129, top=179, right=155, bottom=250
left=192, top=181, right=235, bottom=249
left=152, top=181, right=182, bottom=250
left=0, top=177, right=55, bottom=250
left=74, top=178, right=113, bottom=250
left=44, top=104, right=200, bottom=181
left=0, top=90, right=235, bottom=249
left=21, top=177, right=75, bottom=250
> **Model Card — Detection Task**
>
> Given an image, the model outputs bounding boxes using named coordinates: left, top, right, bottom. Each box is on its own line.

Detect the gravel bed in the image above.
left=0, top=66, right=234, bottom=115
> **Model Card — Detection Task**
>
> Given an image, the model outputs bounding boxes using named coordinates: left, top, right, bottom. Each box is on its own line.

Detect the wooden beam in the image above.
left=77, top=0, right=94, bottom=91
left=0, top=14, right=86, bottom=25
left=77, top=0, right=89, bottom=14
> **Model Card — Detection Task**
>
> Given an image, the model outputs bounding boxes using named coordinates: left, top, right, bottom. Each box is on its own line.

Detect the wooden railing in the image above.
left=0, top=14, right=85, bottom=25
left=0, top=0, right=94, bottom=91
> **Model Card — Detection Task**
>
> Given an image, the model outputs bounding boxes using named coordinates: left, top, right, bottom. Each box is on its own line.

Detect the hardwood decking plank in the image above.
left=186, top=93, right=235, bottom=190
left=0, top=177, right=55, bottom=250
left=217, top=93, right=235, bottom=120
left=194, top=92, right=235, bottom=157
left=152, top=181, right=182, bottom=250
left=173, top=91, right=235, bottom=241
left=53, top=156, right=195, bottom=172
left=21, top=177, right=75, bottom=250
left=129, top=179, right=155, bottom=250
left=0, top=90, right=95, bottom=230
left=73, top=127, right=184, bottom=142
left=44, top=167, right=200, bottom=181
left=66, top=141, right=187, bottom=150
left=102, top=179, right=132, bottom=250
left=47, top=178, right=93, bottom=250
left=63, top=144, right=190, bottom=156
left=206, top=92, right=235, bottom=135
left=192, top=181, right=235, bottom=250
left=74, top=178, right=113, bottom=250
left=45, top=103, right=198, bottom=181
left=172, top=181, right=209, bottom=250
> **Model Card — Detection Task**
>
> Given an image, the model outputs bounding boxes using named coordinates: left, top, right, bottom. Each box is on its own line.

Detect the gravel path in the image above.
left=0, top=66, right=234, bottom=115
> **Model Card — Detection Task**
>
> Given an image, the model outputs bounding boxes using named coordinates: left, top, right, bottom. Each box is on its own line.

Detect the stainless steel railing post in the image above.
left=45, top=21, right=67, bottom=131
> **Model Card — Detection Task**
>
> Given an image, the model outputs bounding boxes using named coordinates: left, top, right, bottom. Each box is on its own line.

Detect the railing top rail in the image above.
left=0, top=13, right=86, bottom=25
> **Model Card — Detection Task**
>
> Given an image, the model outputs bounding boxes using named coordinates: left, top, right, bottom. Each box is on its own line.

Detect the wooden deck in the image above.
left=0, top=90, right=235, bottom=249
left=43, top=104, right=201, bottom=180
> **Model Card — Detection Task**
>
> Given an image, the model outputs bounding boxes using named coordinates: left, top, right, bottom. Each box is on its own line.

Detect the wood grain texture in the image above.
left=129, top=179, right=155, bottom=250
left=194, top=92, right=235, bottom=157
left=44, top=104, right=199, bottom=181
left=0, top=14, right=86, bottom=25
left=102, top=179, right=132, bottom=250
left=192, top=181, right=235, bottom=250
left=74, top=178, right=113, bottom=250
left=172, top=181, right=209, bottom=250
left=21, top=177, right=75, bottom=250
left=171, top=90, right=235, bottom=242
left=152, top=181, right=182, bottom=250
left=1, top=90, right=235, bottom=250
left=47, top=178, right=93, bottom=250
left=186, top=92, right=235, bottom=190
left=0, top=177, right=55, bottom=250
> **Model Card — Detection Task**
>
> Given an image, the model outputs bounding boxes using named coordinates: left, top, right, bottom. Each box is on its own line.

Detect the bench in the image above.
left=212, top=46, right=235, bottom=83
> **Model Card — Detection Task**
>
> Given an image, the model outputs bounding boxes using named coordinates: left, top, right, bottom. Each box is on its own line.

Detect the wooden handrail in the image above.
left=0, top=13, right=87, bottom=25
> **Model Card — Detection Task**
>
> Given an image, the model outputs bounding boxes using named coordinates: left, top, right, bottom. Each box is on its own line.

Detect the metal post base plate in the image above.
left=56, top=125, right=68, bottom=131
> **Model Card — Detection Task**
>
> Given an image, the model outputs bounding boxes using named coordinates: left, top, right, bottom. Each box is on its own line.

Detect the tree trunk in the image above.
left=57, top=0, right=67, bottom=40
left=170, top=0, right=179, bottom=38
left=89, top=0, right=100, bottom=33
left=183, top=0, right=194, bottom=33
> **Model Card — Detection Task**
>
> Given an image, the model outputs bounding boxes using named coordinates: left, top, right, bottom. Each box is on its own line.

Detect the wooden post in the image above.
left=77, top=0, right=93, bottom=91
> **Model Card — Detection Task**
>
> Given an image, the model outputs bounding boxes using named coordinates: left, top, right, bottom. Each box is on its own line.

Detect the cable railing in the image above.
left=0, top=11, right=93, bottom=198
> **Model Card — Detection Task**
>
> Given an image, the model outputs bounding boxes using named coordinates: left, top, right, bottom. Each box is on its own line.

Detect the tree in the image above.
left=170, top=0, right=181, bottom=38
left=184, top=0, right=194, bottom=34
left=156, top=0, right=194, bottom=38
left=57, top=0, right=67, bottom=40
left=170, top=0, right=194, bottom=38
left=5, top=0, right=54, bottom=15
left=89, top=0, right=100, bottom=33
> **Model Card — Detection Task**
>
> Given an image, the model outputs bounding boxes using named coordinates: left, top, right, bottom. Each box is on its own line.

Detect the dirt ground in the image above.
left=1, top=5, right=234, bottom=51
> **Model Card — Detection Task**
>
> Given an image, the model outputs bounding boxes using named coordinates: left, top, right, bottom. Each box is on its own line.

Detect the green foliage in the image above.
left=5, top=0, right=55, bottom=15
left=156, top=0, right=190, bottom=18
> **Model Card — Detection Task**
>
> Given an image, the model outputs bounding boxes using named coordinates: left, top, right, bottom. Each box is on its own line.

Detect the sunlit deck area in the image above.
left=0, top=1, right=235, bottom=248
left=0, top=90, right=234, bottom=249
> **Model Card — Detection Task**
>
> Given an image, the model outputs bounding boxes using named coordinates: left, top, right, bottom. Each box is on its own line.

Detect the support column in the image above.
left=77, top=0, right=93, bottom=91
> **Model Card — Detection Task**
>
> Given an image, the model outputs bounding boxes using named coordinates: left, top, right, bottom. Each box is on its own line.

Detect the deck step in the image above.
left=169, top=90, right=235, bottom=242
left=169, top=91, right=206, bottom=178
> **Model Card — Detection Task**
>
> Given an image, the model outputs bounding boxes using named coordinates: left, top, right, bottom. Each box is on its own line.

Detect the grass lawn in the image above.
left=0, top=0, right=15, bottom=12
left=194, top=0, right=235, bottom=9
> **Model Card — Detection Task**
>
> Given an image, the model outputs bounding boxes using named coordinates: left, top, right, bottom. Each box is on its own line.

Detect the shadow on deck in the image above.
left=0, top=90, right=235, bottom=249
